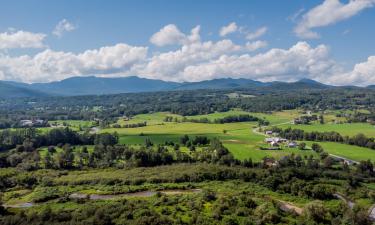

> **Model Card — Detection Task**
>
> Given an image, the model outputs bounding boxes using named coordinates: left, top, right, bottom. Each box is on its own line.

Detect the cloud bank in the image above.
left=0, top=24, right=374, bottom=86
left=0, top=30, right=46, bottom=49
left=295, top=0, right=375, bottom=39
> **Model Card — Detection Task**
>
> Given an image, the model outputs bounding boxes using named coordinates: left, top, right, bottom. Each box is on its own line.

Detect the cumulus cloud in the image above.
left=246, top=27, right=267, bottom=40
left=219, top=22, right=238, bottom=37
left=295, top=0, right=375, bottom=39
left=0, top=43, right=147, bottom=82
left=150, top=24, right=200, bottom=46
left=245, top=40, right=268, bottom=51
left=180, top=42, right=339, bottom=82
left=0, top=23, right=373, bottom=86
left=328, top=56, right=375, bottom=86
left=136, top=39, right=244, bottom=81
left=53, top=19, right=77, bottom=37
left=0, top=30, right=46, bottom=49
left=133, top=40, right=339, bottom=83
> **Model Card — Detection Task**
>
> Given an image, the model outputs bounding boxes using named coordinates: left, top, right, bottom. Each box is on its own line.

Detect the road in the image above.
left=369, top=204, right=375, bottom=221
left=251, top=121, right=293, bottom=137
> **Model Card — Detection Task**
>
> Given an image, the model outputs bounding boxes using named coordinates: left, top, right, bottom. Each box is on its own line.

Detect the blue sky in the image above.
left=0, top=0, right=374, bottom=85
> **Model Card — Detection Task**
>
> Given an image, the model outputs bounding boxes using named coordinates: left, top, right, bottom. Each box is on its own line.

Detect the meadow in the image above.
left=100, top=110, right=375, bottom=162
left=277, top=122, right=375, bottom=138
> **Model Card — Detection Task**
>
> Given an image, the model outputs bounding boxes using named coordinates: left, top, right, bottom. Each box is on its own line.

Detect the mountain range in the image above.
left=0, top=76, right=368, bottom=98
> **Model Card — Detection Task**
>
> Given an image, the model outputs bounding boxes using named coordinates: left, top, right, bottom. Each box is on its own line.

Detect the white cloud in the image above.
left=180, top=42, right=338, bottom=82
left=0, top=43, right=147, bottom=82
left=133, top=40, right=339, bottom=83
left=219, top=22, right=238, bottom=37
left=53, top=19, right=77, bottom=37
left=328, top=56, right=375, bottom=86
left=150, top=24, right=200, bottom=46
left=0, top=30, right=46, bottom=49
left=245, top=40, right=268, bottom=51
left=295, top=0, right=375, bottom=39
left=246, top=27, right=267, bottom=40
left=136, top=39, right=243, bottom=81
left=0, top=23, right=374, bottom=86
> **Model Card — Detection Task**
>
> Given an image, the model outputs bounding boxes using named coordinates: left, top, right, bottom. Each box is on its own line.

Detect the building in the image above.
left=288, top=142, right=298, bottom=148
left=264, top=137, right=287, bottom=143
left=20, top=119, right=45, bottom=127
left=20, top=120, right=33, bottom=127
left=265, top=130, right=273, bottom=135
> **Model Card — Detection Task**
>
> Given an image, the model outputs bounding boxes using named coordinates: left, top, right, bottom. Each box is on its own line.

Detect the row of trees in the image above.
left=0, top=127, right=118, bottom=152
left=164, top=114, right=270, bottom=126
left=272, top=127, right=375, bottom=150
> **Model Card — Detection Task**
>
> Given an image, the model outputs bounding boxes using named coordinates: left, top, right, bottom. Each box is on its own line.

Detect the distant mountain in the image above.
left=0, top=76, right=346, bottom=98
left=272, top=78, right=330, bottom=90
left=27, top=76, right=180, bottom=96
left=175, top=78, right=267, bottom=90
left=0, top=81, right=49, bottom=98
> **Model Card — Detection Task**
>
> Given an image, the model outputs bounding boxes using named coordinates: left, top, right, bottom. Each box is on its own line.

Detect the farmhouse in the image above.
left=20, top=120, right=33, bottom=127
left=20, top=119, right=45, bottom=127
left=264, top=137, right=287, bottom=143
left=265, top=130, right=273, bottom=135
left=288, top=142, right=298, bottom=148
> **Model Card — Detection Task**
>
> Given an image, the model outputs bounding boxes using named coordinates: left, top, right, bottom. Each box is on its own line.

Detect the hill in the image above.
left=28, top=76, right=180, bottom=96
left=0, top=81, right=49, bottom=98
left=175, top=78, right=267, bottom=90
left=0, top=76, right=339, bottom=98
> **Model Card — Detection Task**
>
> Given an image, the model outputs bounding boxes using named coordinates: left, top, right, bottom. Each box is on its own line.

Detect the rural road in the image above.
left=369, top=204, right=375, bottom=221
left=252, top=121, right=293, bottom=137
left=333, top=193, right=355, bottom=209
left=252, top=121, right=359, bottom=164
left=89, top=127, right=100, bottom=134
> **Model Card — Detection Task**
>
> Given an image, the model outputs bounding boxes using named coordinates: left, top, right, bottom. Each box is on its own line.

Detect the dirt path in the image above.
left=333, top=193, right=355, bottom=209
left=69, top=189, right=202, bottom=200
left=328, top=154, right=359, bottom=164
left=369, top=204, right=375, bottom=221
left=277, top=200, right=303, bottom=215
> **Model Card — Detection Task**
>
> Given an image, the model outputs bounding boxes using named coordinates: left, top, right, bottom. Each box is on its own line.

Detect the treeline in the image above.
left=0, top=136, right=239, bottom=171
left=271, top=127, right=375, bottom=150
left=0, top=127, right=118, bottom=152
left=164, top=114, right=269, bottom=125
left=112, top=121, right=147, bottom=128
left=2, top=88, right=375, bottom=124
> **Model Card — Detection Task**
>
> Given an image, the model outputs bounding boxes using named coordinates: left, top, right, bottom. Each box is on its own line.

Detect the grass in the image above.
left=277, top=122, right=375, bottom=138
left=49, top=120, right=95, bottom=129
left=304, top=141, right=375, bottom=162
left=102, top=111, right=322, bottom=162
left=100, top=110, right=375, bottom=162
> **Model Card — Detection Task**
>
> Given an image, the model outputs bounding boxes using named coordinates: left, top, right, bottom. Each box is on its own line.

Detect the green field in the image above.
left=100, top=110, right=375, bottom=162
left=277, top=122, right=375, bottom=138
left=304, top=141, right=375, bottom=162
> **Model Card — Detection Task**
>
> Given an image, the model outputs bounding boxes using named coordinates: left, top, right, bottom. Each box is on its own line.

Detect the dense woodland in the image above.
left=0, top=88, right=375, bottom=127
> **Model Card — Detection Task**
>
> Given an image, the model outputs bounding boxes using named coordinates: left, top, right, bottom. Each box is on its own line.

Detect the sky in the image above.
left=0, top=0, right=374, bottom=86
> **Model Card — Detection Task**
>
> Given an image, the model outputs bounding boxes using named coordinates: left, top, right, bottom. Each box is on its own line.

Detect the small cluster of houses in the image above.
left=263, top=130, right=298, bottom=149
left=20, top=119, right=45, bottom=127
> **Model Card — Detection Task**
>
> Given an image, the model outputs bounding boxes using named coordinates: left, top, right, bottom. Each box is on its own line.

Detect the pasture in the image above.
left=277, top=122, right=375, bottom=138
left=101, top=110, right=375, bottom=162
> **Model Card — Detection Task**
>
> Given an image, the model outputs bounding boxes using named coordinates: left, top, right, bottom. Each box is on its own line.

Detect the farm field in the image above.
left=276, top=122, right=375, bottom=138
left=100, top=110, right=375, bottom=162
left=304, top=141, right=375, bottom=162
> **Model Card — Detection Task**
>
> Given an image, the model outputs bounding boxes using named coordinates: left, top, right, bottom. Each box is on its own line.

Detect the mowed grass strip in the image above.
left=305, top=141, right=375, bottom=162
